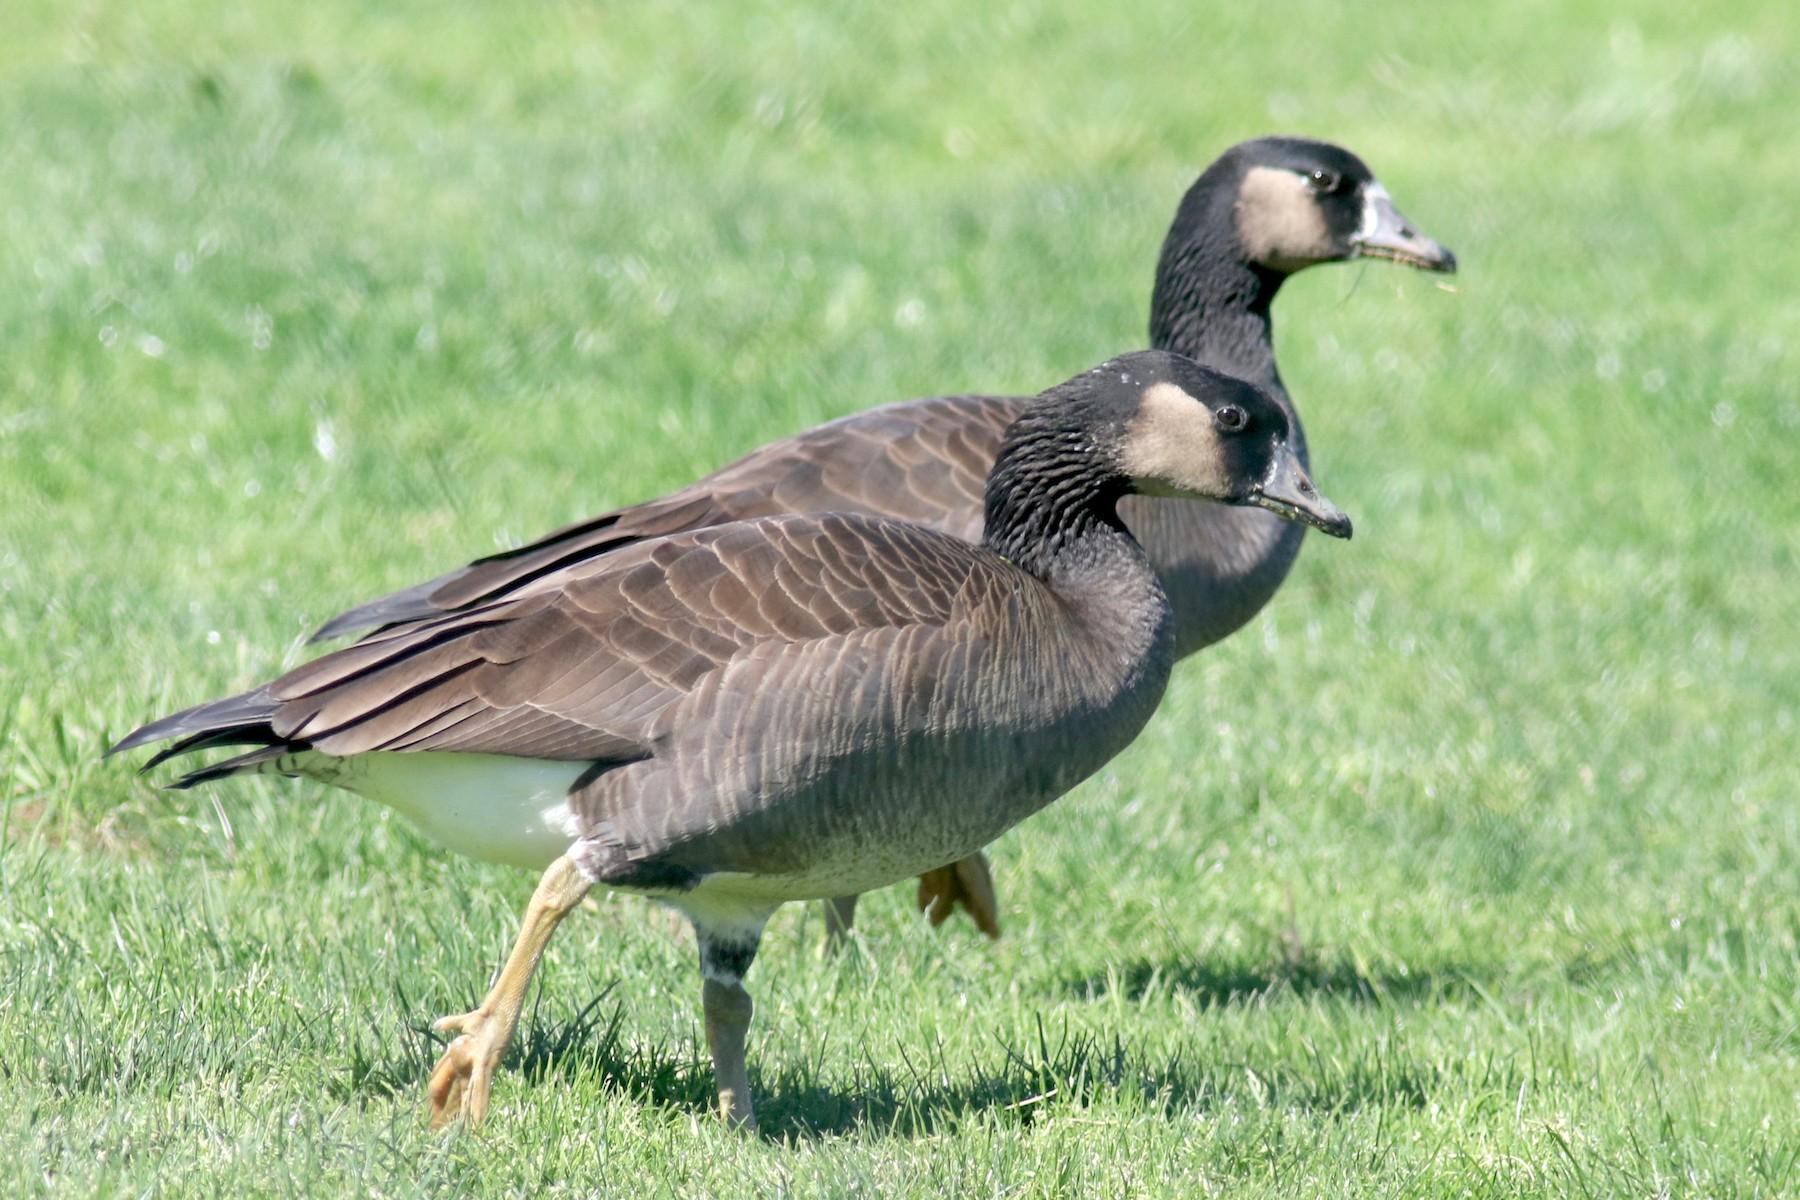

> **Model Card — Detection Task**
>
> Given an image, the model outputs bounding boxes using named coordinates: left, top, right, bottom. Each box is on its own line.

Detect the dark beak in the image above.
left=1354, top=185, right=1457, bottom=273
left=1249, top=444, right=1353, bottom=539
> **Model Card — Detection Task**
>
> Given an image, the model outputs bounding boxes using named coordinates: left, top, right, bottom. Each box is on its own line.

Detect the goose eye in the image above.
left=1307, top=168, right=1341, bottom=195
left=1214, top=404, right=1247, bottom=433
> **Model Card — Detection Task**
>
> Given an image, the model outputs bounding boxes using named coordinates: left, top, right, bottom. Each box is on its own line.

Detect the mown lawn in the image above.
left=3, top=0, right=1797, bottom=1195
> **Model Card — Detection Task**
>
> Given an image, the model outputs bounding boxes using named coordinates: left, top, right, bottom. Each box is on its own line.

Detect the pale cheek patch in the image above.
left=1119, top=382, right=1230, bottom=499
left=1237, top=166, right=1332, bottom=270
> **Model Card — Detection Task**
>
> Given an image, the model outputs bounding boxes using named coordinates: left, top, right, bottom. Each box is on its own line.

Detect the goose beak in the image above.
left=1353, top=184, right=1457, bottom=273
left=1249, top=445, right=1353, bottom=539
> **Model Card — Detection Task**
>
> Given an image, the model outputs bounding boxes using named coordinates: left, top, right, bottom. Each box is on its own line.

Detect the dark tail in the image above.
left=106, top=687, right=304, bottom=786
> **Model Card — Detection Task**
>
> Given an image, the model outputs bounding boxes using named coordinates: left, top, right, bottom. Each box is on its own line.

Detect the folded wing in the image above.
left=124, top=513, right=1011, bottom=781
left=311, top=394, right=1020, bottom=641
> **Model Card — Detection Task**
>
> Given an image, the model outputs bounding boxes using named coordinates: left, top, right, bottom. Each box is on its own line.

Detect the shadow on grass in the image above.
left=1053, top=947, right=1495, bottom=1010
left=749, top=1013, right=1446, bottom=1140
left=332, top=988, right=1447, bottom=1141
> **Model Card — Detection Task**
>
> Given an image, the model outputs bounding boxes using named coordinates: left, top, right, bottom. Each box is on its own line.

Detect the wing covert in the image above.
left=274, top=513, right=1010, bottom=763
left=310, top=393, right=1024, bottom=640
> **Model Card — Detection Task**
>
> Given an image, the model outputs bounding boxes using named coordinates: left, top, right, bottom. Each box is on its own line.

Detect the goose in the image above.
left=111, top=350, right=1352, bottom=1130
left=311, top=135, right=1453, bottom=941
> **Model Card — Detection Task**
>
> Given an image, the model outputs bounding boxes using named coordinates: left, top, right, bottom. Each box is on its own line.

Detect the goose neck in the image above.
left=1148, top=234, right=1310, bottom=462
left=1149, top=243, right=1286, bottom=392
left=981, top=427, right=1144, bottom=587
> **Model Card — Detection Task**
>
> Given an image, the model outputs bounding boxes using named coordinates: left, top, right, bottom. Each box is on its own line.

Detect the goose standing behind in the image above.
left=307, top=136, right=1453, bottom=941
left=112, top=351, right=1352, bottom=1131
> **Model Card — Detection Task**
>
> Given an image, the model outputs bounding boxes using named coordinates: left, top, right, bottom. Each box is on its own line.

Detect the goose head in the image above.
left=1218, top=136, right=1457, bottom=276
left=1104, top=352, right=1353, bottom=537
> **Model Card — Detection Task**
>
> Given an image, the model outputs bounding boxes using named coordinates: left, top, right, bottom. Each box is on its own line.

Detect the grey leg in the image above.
left=703, top=977, right=756, bottom=1129
left=697, top=925, right=766, bottom=1130
left=820, top=894, right=859, bottom=955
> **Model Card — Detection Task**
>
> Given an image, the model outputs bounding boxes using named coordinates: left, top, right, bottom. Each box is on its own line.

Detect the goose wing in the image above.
left=311, top=393, right=1023, bottom=641
left=265, top=512, right=1011, bottom=764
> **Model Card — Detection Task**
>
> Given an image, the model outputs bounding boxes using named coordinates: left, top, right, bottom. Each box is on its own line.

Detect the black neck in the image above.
left=1149, top=232, right=1287, bottom=394
left=981, top=422, right=1137, bottom=582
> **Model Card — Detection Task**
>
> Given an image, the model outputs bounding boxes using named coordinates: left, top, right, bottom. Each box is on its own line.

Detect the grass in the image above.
left=3, top=0, right=1798, bottom=1194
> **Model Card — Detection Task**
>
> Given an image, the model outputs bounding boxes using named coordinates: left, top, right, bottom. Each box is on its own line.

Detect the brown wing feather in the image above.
left=274, top=513, right=1004, bottom=764
left=310, top=394, right=1023, bottom=641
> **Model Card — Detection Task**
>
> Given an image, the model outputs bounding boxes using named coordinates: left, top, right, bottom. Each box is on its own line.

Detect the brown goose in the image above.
left=311, top=136, right=1454, bottom=939
left=111, top=350, right=1351, bottom=1130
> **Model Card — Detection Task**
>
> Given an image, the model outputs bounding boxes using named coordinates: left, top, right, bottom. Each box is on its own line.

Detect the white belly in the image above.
left=285, top=751, right=586, bottom=869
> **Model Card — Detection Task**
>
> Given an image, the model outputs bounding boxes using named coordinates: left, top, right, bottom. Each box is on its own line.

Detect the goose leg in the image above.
left=697, top=925, right=766, bottom=1130
left=427, top=853, right=592, bottom=1127
left=820, top=894, right=859, bottom=954
left=914, top=852, right=1002, bottom=939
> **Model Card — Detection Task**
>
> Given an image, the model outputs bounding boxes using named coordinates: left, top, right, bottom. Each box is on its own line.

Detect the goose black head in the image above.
left=1103, top=351, right=1352, bottom=538
left=1185, top=136, right=1457, bottom=277
left=985, top=351, right=1353, bottom=565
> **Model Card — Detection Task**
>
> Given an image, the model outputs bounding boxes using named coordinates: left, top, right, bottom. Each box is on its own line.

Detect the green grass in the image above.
left=4, top=0, right=1798, bottom=1194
